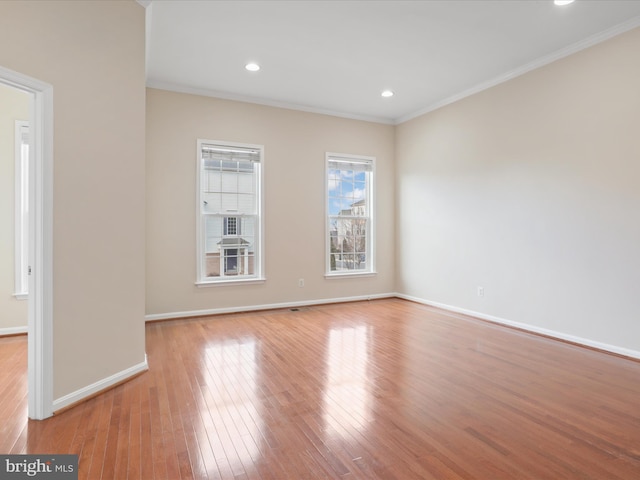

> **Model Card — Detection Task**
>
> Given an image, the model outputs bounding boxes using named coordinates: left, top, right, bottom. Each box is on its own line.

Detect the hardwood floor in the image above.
left=1, top=298, right=639, bottom=479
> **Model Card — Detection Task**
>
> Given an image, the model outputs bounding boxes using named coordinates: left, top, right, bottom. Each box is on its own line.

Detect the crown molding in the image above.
left=396, top=16, right=640, bottom=125
left=146, top=80, right=395, bottom=125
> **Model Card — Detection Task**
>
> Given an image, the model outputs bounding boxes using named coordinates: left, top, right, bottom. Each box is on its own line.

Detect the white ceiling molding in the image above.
left=146, top=79, right=396, bottom=125
left=396, top=14, right=640, bottom=125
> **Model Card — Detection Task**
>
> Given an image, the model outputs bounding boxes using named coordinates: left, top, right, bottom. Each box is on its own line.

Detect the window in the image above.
left=326, top=153, right=374, bottom=275
left=197, top=140, right=264, bottom=284
left=14, top=121, right=29, bottom=299
left=224, top=216, right=239, bottom=236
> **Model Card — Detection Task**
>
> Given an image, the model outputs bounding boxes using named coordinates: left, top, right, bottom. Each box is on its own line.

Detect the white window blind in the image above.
left=328, top=157, right=373, bottom=172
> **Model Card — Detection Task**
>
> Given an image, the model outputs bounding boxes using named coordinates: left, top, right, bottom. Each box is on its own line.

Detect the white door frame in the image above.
left=0, top=65, right=54, bottom=420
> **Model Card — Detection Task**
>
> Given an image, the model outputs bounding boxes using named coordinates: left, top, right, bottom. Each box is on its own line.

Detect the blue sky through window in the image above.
left=328, top=169, right=366, bottom=215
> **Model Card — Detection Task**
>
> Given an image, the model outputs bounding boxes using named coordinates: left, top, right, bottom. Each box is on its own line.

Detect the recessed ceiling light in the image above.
left=245, top=63, right=260, bottom=72
left=554, top=0, right=575, bottom=6
left=381, top=90, right=394, bottom=98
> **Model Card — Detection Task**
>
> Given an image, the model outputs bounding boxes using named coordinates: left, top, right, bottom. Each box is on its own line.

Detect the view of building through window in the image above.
left=198, top=142, right=262, bottom=282
left=327, top=154, right=374, bottom=274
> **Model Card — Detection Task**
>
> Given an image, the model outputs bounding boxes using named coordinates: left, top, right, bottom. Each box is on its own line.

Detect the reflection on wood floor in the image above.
left=1, top=298, right=640, bottom=479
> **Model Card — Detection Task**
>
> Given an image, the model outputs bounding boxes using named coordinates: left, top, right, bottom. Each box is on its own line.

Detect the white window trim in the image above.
left=14, top=120, right=29, bottom=300
left=195, top=139, right=265, bottom=286
left=325, top=152, right=376, bottom=277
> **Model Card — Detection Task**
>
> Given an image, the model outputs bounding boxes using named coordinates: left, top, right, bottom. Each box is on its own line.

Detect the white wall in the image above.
left=146, top=89, right=395, bottom=317
left=396, top=27, right=640, bottom=355
left=0, top=0, right=146, bottom=400
left=0, top=83, right=29, bottom=332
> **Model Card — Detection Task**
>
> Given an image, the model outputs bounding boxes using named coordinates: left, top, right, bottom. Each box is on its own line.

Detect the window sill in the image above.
left=196, top=277, right=266, bottom=288
left=13, top=293, right=28, bottom=301
left=325, top=271, right=377, bottom=279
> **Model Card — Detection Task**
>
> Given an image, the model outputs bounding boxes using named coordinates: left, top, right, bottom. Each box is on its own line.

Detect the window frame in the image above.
left=196, top=139, right=265, bottom=286
left=325, top=152, right=376, bottom=278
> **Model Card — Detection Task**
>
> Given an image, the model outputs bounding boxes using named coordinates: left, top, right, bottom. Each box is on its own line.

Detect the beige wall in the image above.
left=146, top=89, right=395, bottom=315
left=0, top=83, right=29, bottom=331
left=0, top=1, right=146, bottom=399
left=396, top=27, right=640, bottom=353
left=1, top=0, right=635, bottom=406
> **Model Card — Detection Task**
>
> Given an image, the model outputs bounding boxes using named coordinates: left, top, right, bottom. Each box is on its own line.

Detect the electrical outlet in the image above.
left=298, top=278, right=305, bottom=287
left=477, top=286, right=484, bottom=297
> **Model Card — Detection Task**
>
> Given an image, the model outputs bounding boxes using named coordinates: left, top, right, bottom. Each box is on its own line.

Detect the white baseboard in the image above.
left=0, top=326, right=28, bottom=336
left=145, top=293, right=395, bottom=322
left=396, top=293, right=640, bottom=361
left=53, top=355, right=149, bottom=412
left=145, top=292, right=640, bottom=360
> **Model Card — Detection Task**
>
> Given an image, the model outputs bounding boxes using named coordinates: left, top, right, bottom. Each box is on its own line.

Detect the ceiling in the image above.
left=143, top=0, right=640, bottom=124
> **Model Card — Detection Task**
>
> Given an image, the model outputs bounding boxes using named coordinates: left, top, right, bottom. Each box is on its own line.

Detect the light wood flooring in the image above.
left=1, top=298, right=639, bottom=479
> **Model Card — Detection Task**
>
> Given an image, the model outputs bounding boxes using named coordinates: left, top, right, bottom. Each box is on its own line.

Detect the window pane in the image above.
left=224, top=249, right=239, bottom=274
left=237, top=172, right=254, bottom=193
left=205, top=216, right=223, bottom=253
left=329, top=253, right=338, bottom=271
left=204, top=168, right=220, bottom=192
left=236, top=193, right=255, bottom=214
left=221, top=172, right=237, bottom=192
left=204, top=216, right=258, bottom=278
left=241, top=217, right=255, bottom=240
left=220, top=192, right=238, bottom=211
left=202, top=192, right=221, bottom=213
left=237, top=161, right=254, bottom=173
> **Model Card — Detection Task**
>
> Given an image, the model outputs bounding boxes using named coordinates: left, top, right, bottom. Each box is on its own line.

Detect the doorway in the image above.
left=0, top=85, right=28, bottom=333
left=0, top=65, right=53, bottom=420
